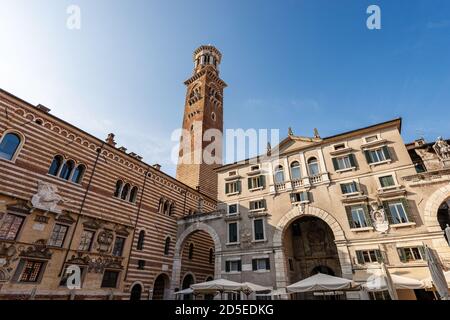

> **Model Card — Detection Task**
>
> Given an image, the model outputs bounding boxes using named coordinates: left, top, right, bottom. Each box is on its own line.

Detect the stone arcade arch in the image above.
left=272, top=205, right=353, bottom=290
left=170, top=222, right=222, bottom=299
left=424, top=183, right=450, bottom=232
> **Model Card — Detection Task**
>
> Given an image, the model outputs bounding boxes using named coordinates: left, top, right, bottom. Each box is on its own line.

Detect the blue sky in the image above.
left=1, top=0, right=449, bottom=176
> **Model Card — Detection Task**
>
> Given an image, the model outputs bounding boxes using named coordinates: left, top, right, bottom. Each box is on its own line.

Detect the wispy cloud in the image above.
left=427, top=20, right=450, bottom=29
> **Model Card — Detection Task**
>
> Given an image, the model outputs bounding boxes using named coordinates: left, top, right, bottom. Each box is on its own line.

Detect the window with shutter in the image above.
left=397, top=248, right=407, bottom=263
left=349, top=154, right=357, bottom=167
left=332, top=158, right=339, bottom=170
left=400, top=198, right=414, bottom=222
left=356, top=251, right=365, bottom=264
left=382, top=146, right=391, bottom=160
left=252, top=259, right=257, bottom=271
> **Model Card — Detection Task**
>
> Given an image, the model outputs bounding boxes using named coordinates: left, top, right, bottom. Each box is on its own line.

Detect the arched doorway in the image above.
left=311, top=265, right=335, bottom=276
left=153, top=274, right=169, bottom=300
left=171, top=222, right=221, bottom=299
left=130, top=283, right=143, bottom=301
left=438, top=200, right=450, bottom=242
left=182, top=274, right=195, bottom=300
left=283, top=216, right=342, bottom=300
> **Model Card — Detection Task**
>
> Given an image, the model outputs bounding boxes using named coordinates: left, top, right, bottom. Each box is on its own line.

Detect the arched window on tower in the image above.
left=71, top=164, right=86, bottom=184
left=158, top=198, right=164, bottom=213
left=129, top=186, right=138, bottom=203
left=121, top=183, right=130, bottom=200
left=114, top=180, right=123, bottom=198
left=48, top=155, right=64, bottom=176
left=168, top=203, right=175, bottom=216
left=163, top=201, right=169, bottom=215
left=59, top=160, right=75, bottom=180
left=0, top=132, right=22, bottom=161
left=137, top=230, right=145, bottom=250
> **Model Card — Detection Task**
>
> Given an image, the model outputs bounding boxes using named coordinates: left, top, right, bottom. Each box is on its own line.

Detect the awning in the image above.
left=362, top=273, right=427, bottom=292
left=286, top=273, right=360, bottom=293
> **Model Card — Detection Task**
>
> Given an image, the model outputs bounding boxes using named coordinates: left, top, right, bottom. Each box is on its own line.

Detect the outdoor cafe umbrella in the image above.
left=240, top=282, right=272, bottom=299
left=425, top=245, right=449, bottom=300
left=363, top=272, right=426, bottom=291
left=191, top=279, right=251, bottom=299
left=286, top=273, right=359, bottom=293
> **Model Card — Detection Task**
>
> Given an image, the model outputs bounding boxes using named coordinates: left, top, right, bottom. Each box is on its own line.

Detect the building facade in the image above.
left=1, top=44, right=449, bottom=300
left=181, top=119, right=450, bottom=300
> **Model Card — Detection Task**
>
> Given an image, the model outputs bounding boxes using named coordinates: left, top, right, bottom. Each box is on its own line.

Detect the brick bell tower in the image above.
left=176, top=45, right=227, bottom=200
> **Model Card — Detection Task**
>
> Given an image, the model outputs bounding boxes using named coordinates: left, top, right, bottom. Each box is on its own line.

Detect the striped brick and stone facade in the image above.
left=0, top=47, right=221, bottom=300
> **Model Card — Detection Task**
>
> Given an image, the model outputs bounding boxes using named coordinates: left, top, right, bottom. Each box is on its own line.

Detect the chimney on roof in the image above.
left=105, top=133, right=116, bottom=146
left=36, top=104, right=51, bottom=113
left=153, top=164, right=161, bottom=170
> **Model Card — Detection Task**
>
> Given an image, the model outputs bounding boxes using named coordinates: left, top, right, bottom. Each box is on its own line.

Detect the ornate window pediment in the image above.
left=19, top=239, right=52, bottom=260
left=82, top=218, right=103, bottom=230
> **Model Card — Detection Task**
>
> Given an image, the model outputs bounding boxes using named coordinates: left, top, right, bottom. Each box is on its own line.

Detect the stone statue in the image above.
left=288, top=127, right=294, bottom=136
left=314, top=128, right=320, bottom=139
left=267, top=142, right=272, bottom=156
left=433, top=137, right=450, bottom=160
left=31, top=181, right=67, bottom=214
left=370, top=203, right=389, bottom=233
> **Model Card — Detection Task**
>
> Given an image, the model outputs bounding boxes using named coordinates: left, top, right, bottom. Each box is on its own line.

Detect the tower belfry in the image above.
left=176, top=45, right=227, bottom=200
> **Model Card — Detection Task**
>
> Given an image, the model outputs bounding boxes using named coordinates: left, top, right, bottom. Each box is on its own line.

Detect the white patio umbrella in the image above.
left=174, top=288, right=194, bottom=295
left=191, top=279, right=251, bottom=299
left=174, top=288, right=194, bottom=300
left=241, top=282, right=272, bottom=292
left=286, top=273, right=359, bottom=293
left=425, top=246, right=449, bottom=300
left=240, top=282, right=272, bottom=299
left=363, top=273, right=427, bottom=291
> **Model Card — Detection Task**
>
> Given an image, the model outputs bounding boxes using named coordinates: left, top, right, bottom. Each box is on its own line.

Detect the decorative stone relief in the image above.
left=0, top=243, right=19, bottom=282
left=433, top=137, right=450, bottom=163
left=96, top=230, right=114, bottom=253
left=19, top=239, right=52, bottom=260
left=370, top=203, right=389, bottom=233
left=31, top=181, right=70, bottom=215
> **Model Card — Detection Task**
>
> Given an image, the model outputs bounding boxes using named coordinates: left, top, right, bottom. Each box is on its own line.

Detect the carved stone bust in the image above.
left=370, top=203, right=389, bottom=233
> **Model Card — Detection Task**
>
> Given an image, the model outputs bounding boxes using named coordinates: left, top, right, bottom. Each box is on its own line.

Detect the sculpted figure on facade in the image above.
left=370, top=203, right=389, bottom=233
left=433, top=137, right=450, bottom=160
left=31, top=181, right=68, bottom=214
